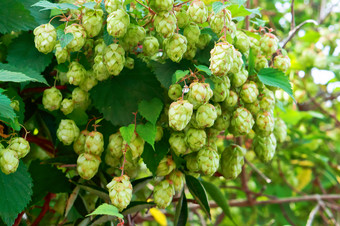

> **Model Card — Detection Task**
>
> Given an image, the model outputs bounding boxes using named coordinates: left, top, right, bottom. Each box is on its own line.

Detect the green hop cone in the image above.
left=230, top=50, right=243, bottom=74
left=169, top=170, right=185, bottom=192
left=211, top=75, right=230, bottom=102
left=79, top=70, right=98, bottom=91
left=104, top=0, right=123, bottom=14
left=209, top=42, right=234, bottom=76
left=230, top=107, right=254, bottom=136
left=125, top=57, right=134, bottom=69
left=84, top=131, right=104, bottom=156
left=55, top=43, right=69, bottom=64
left=235, top=31, right=250, bottom=54
left=175, top=9, right=189, bottom=28
left=259, top=88, right=275, bottom=111
left=222, top=90, right=238, bottom=111
left=169, top=132, right=188, bottom=156
left=82, top=8, right=103, bottom=38
left=107, top=9, right=130, bottom=38
left=220, top=144, right=246, bottom=179
left=259, top=33, right=279, bottom=58
left=274, top=117, right=287, bottom=143
left=126, top=133, right=145, bottom=160
left=121, top=24, right=146, bottom=50
left=8, top=137, right=30, bottom=159
left=155, top=126, right=163, bottom=142
left=197, top=147, right=220, bottom=176
left=255, top=55, right=269, bottom=72
left=94, top=38, right=106, bottom=56
left=168, top=100, right=193, bottom=131
left=249, top=37, right=261, bottom=56
left=33, top=23, right=57, bottom=54
left=73, top=130, right=89, bottom=155
left=195, top=103, right=218, bottom=128
left=122, top=157, right=140, bottom=178
left=57, top=119, right=80, bottom=145
left=72, top=87, right=90, bottom=110
left=274, top=55, right=291, bottom=73
left=187, top=0, right=208, bottom=24
left=10, top=100, right=20, bottom=112
left=154, top=12, right=177, bottom=38
left=143, top=36, right=159, bottom=56
left=183, top=23, right=200, bottom=44
left=185, top=128, right=206, bottom=151
left=149, top=0, right=174, bottom=12
left=183, top=42, right=197, bottom=60
left=77, top=153, right=101, bottom=180
left=83, top=38, right=94, bottom=57
left=209, top=10, right=232, bottom=35
left=168, top=84, right=182, bottom=101
left=253, top=133, right=277, bottom=162
left=240, top=81, right=259, bottom=104
left=103, top=43, right=125, bottom=76
left=67, top=61, right=86, bottom=85
left=231, top=67, right=248, bottom=88
left=196, top=33, right=212, bottom=49
left=185, top=153, right=199, bottom=173
left=187, top=82, right=213, bottom=109
left=254, top=111, right=275, bottom=137
left=107, top=175, right=133, bottom=211
left=105, top=151, right=120, bottom=168
left=245, top=99, right=260, bottom=116
left=153, top=179, right=175, bottom=209
left=214, top=103, right=222, bottom=116
left=164, top=33, right=187, bottom=62
left=107, top=132, right=124, bottom=158
left=65, top=24, right=87, bottom=52
left=156, top=155, right=176, bottom=177
left=93, top=55, right=110, bottom=81
left=60, top=98, right=74, bottom=115
left=42, top=87, right=62, bottom=111
left=0, top=149, right=19, bottom=175
left=213, top=111, right=231, bottom=131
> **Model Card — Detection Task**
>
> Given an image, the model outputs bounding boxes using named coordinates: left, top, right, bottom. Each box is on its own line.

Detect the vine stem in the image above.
left=31, top=193, right=55, bottom=226
left=20, top=85, right=67, bottom=95
left=135, top=0, right=156, bottom=14
left=245, top=0, right=250, bottom=30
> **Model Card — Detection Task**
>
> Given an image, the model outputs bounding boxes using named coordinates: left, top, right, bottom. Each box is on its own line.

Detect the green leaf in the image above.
left=77, top=184, right=110, bottom=202
left=257, top=68, right=295, bottom=102
left=0, top=69, right=41, bottom=83
left=172, top=70, right=189, bottom=84
left=0, top=64, right=47, bottom=85
left=32, top=0, right=79, bottom=11
left=19, top=0, right=50, bottom=26
left=228, top=5, right=261, bottom=18
left=141, top=141, right=169, bottom=176
left=0, top=92, right=16, bottom=127
left=205, top=78, right=215, bottom=90
left=138, top=98, right=163, bottom=125
left=136, top=122, right=157, bottom=149
left=0, top=0, right=36, bottom=34
left=174, top=190, right=188, bottom=226
left=194, top=65, right=212, bottom=76
left=119, top=124, right=135, bottom=145
left=201, top=180, right=235, bottom=225
left=243, top=30, right=261, bottom=40
left=122, top=201, right=155, bottom=215
left=248, top=48, right=255, bottom=75
left=251, top=18, right=266, bottom=27
left=185, top=175, right=211, bottom=219
left=131, top=176, right=153, bottom=193
left=103, top=25, right=114, bottom=46
left=4, top=88, right=25, bottom=124
left=83, top=2, right=96, bottom=9
left=212, top=2, right=231, bottom=14
left=229, top=0, right=247, bottom=5
left=87, top=203, right=123, bottom=218
left=66, top=108, right=88, bottom=126
left=57, top=27, right=74, bottom=49
left=0, top=162, right=33, bottom=226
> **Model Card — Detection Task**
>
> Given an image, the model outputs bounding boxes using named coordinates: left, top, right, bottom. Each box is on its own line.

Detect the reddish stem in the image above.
left=32, top=193, right=55, bottom=226
left=20, top=85, right=67, bottom=95
left=13, top=211, right=25, bottom=226
left=25, top=134, right=56, bottom=155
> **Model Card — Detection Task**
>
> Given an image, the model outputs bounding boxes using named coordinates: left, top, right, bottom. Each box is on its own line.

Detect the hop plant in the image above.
left=255, top=55, right=269, bottom=72
left=149, top=0, right=174, bottom=12
left=107, top=132, right=124, bottom=158
left=240, top=81, right=259, bottom=104
left=214, top=103, right=222, bottom=116
left=8, top=137, right=30, bottom=159
left=183, top=23, right=200, bottom=44
left=104, top=0, right=123, bottom=14
left=274, top=55, right=291, bottom=73
left=195, top=103, right=218, bottom=128
left=153, top=12, right=177, bottom=38
left=67, top=61, right=86, bottom=86
left=197, top=146, right=220, bottom=176
left=156, top=156, right=176, bottom=177
left=169, top=132, right=188, bottom=156
left=185, top=153, right=199, bottom=173
left=213, top=111, right=231, bottom=131
left=106, top=175, right=133, bottom=211
left=0, top=149, right=19, bottom=175
left=245, top=99, right=260, bottom=116
left=168, top=100, right=193, bottom=131
left=254, top=111, right=275, bottom=137
left=94, top=38, right=106, bottom=56
left=33, top=23, right=57, bottom=54
left=220, top=145, right=246, bottom=179
left=185, top=128, right=206, bottom=151
left=187, top=82, right=213, bottom=109
left=183, top=43, right=197, bottom=60
left=231, top=67, right=248, bottom=88
left=169, top=170, right=185, bottom=192
left=259, top=33, right=279, bottom=58
left=230, top=107, right=254, bottom=136
left=143, top=36, right=159, bottom=56
left=209, top=42, right=234, bottom=76
left=60, top=99, right=74, bottom=115
left=153, top=179, right=175, bottom=209
left=259, top=88, right=275, bottom=111
left=230, top=50, right=243, bottom=74
left=42, top=87, right=62, bottom=111
left=57, top=119, right=80, bottom=145
left=10, top=100, right=20, bottom=112
left=105, top=151, right=120, bottom=168
left=125, top=57, right=134, bottom=69
left=196, top=33, right=212, bottom=49
left=72, top=87, right=90, bottom=110
left=155, top=126, right=163, bottom=142
left=126, top=133, right=145, bottom=160
left=64, top=24, right=87, bottom=52
left=274, top=117, right=288, bottom=143
left=249, top=37, right=261, bottom=56
left=121, top=24, right=146, bottom=50
left=107, top=9, right=130, bottom=38
left=209, top=10, right=232, bottom=35
left=84, top=131, right=104, bottom=156
left=164, top=33, right=187, bottom=62
left=235, top=31, right=250, bottom=54
left=253, top=133, right=277, bottom=162
left=77, top=153, right=101, bottom=180
left=175, top=9, right=189, bottom=28
left=187, top=0, right=208, bottom=24
left=55, top=43, right=69, bottom=64
left=82, top=8, right=103, bottom=38
left=103, top=43, right=125, bottom=76
left=73, top=130, right=89, bottom=155
left=168, top=84, right=182, bottom=101
left=211, top=76, right=230, bottom=102
left=79, top=71, right=98, bottom=91
left=93, top=55, right=110, bottom=81
left=222, top=90, right=238, bottom=111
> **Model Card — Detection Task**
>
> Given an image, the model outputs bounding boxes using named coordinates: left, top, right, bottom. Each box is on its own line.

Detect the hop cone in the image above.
left=185, top=153, right=199, bottom=173
left=168, top=100, right=193, bottom=131
left=79, top=70, right=98, bottom=91
left=149, top=0, right=174, bottom=12
left=210, top=76, right=230, bottom=102
left=55, top=43, right=69, bottom=64
left=94, top=38, right=106, bottom=56
left=274, top=118, right=287, bottom=143
left=125, top=57, right=134, bottom=69
left=230, top=50, right=243, bottom=74
left=0, top=149, right=19, bottom=175
left=231, top=67, right=248, bottom=88
left=60, top=98, right=74, bottom=115
left=155, top=126, right=163, bottom=142
left=143, top=36, right=159, bottom=56
left=209, top=42, right=234, bottom=76
left=72, top=87, right=90, bottom=110
left=175, top=9, right=189, bottom=28
left=210, top=10, right=232, bottom=35
left=57, top=119, right=80, bottom=145
left=253, top=133, right=277, bottom=162
left=103, top=43, right=125, bottom=76
left=169, top=132, right=188, bottom=156
left=222, top=90, right=238, bottom=111
left=121, top=24, right=146, bottom=50
left=259, top=88, right=275, bottom=111
left=274, top=55, right=291, bottom=73
left=196, top=33, right=212, bottom=49
left=105, top=151, right=120, bottom=168
left=235, top=31, right=250, bottom=54
left=154, top=180, right=175, bottom=209
left=255, top=55, right=269, bottom=72
left=104, top=0, right=123, bottom=14
left=259, top=33, right=279, bottom=58
left=65, top=24, right=87, bottom=52
left=42, top=87, right=62, bottom=111
left=183, top=23, right=200, bottom=44
left=10, top=100, right=20, bottom=112
left=127, top=133, right=145, bottom=160
left=187, top=82, right=213, bottom=109
left=185, top=128, right=206, bottom=151
left=213, top=111, right=231, bottom=131
left=195, top=103, right=218, bottom=128
left=154, top=12, right=177, bottom=38
left=107, top=175, right=133, bottom=211
left=254, top=111, right=275, bottom=137
left=107, top=9, right=130, bottom=38
left=67, top=61, right=86, bottom=85
left=84, top=131, right=104, bottom=156
left=197, top=147, right=220, bottom=176
left=73, top=130, right=89, bottom=155
left=33, top=23, right=57, bottom=54
left=169, top=170, right=185, bottom=192
left=164, top=33, right=187, bottom=62
left=168, top=84, right=182, bottom=101
left=123, top=157, right=140, bottom=178
left=183, top=43, right=197, bottom=60
left=220, top=144, right=246, bottom=179
left=230, top=107, right=254, bottom=136
left=93, top=55, right=110, bottom=81
left=77, top=153, right=101, bottom=180
left=240, top=81, right=259, bottom=104
left=187, top=0, right=208, bottom=24
left=8, top=137, right=30, bottom=159
left=245, top=99, right=260, bottom=116
left=214, top=103, right=222, bottom=116
left=250, top=37, right=261, bottom=56
left=156, top=156, right=176, bottom=177
left=107, top=132, right=124, bottom=158
left=82, top=8, right=103, bottom=38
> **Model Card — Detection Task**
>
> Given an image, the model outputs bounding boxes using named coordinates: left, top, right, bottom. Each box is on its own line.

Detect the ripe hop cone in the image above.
left=169, top=132, right=189, bottom=156
left=73, top=130, right=89, bottom=155
left=253, top=133, right=277, bottom=162
left=79, top=71, right=98, bottom=92
left=234, top=31, right=250, bottom=55
left=168, top=100, right=193, bottom=131
left=42, top=87, right=62, bottom=111
left=196, top=33, right=212, bottom=49
left=153, top=12, right=177, bottom=38
left=33, top=23, right=57, bottom=54
left=274, top=55, right=291, bottom=73
left=175, top=9, right=189, bottom=28
left=187, top=0, right=208, bottom=24
left=84, top=131, right=104, bottom=156
left=259, top=33, right=279, bottom=58
left=195, top=103, right=218, bottom=128
left=230, top=107, right=255, bottom=136
left=164, top=33, right=187, bottom=62
left=220, top=144, right=246, bottom=179
left=209, top=42, right=234, bottom=76
left=107, top=9, right=130, bottom=38
left=274, top=117, right=288, bottom=143
left=82, top=8, right=104, bottom=38
left=107, top=175, right=133, bottom=212
left=60, top=98, right=74, bottom=115
left=183, top=43, right=197, bottom=60
left=240, top=81, right=259, bottom=104
left=156, top=155, right=176, bottom=177
left=125, top=132, right=145, bottom=160
left=67, top=61, right=86, bottom=86
left=187, top=82, right=213, bottom=109
left=168, top=84, right=182, bottom=101
left=93, top=54, right=110, bottom=81
left=120, top=24, right=146, bottom=51
left=183, top=23, right=200, bottom=44
left=185, top=128, right=206, bottom=151
left=254, top=111, right=275, bottom=137
left=255, top=55, right=269, bottom=72
left=103, top=43, right=125, bottom=76
left=209, top=10, right=232, bottom=35
left=64, top=24, right=87, bottom=52
left=222, top=90, right=238, bottom=111
left=155, top=126, right=164, bottom=142
left=245, top=99, right=260, bottom=116
left=8, top=137, right=30, bottom=159
left=72, top=87, right=90, bottom=110
left=149, top=0, right=174, bottom=12
left=185, top=152, right=199, bottom=173
left=0, top=149, right=19, bottom=175
left=55, top=43, right=69, bottom=64
left=143, top=36, right=159, bottom=56
left=197, top=146, right=220, bottom=176
left=104, top=0, right=123, bottom=14
left=211, top=76, right=230, bottom=103
left=169, top=170, right=185, bottom=192
left=77, top=153, right=101, bottom=180
left=213, top=111, right=231, bottom=131
left=231, top=67, right=248, bottom=88
left=153, top=179, right=175, bottom=209
left=57, top=119, right=80, bottom=145
left=107, top=132, right=124, bottom=158
left=259, top=88, right=275, bottom=111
